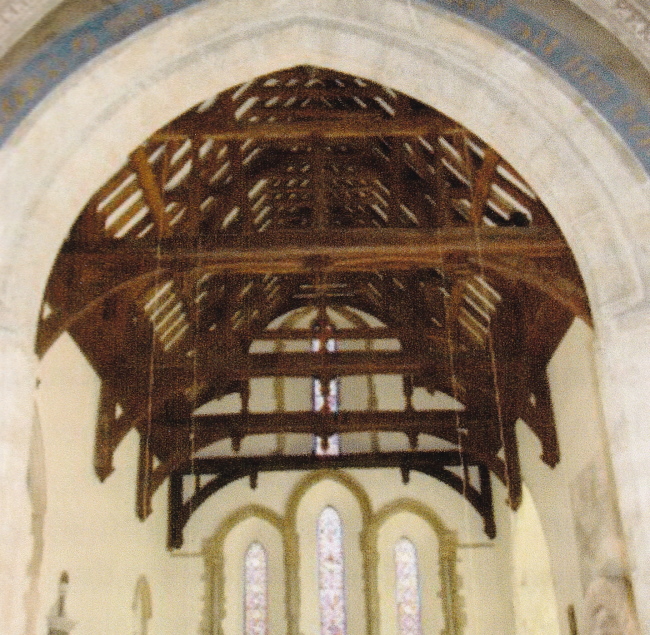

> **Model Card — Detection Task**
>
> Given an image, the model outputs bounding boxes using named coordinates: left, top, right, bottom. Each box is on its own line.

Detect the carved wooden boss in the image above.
left=38, top=67, right=589, bottom=547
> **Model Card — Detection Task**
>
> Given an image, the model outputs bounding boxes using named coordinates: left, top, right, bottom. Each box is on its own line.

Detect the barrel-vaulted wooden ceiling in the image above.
left=38, top=66, right=589, bottom=547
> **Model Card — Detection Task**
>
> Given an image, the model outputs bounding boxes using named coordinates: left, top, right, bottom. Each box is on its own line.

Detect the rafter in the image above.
left=130, top=146, right=170, bottom=239
left=38, top=66, right=587, bottom=547
left=167, top=451, right=497, bottom=547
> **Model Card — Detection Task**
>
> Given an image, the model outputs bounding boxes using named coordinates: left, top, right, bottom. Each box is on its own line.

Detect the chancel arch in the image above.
left=0, top=1, right=649, bottom=634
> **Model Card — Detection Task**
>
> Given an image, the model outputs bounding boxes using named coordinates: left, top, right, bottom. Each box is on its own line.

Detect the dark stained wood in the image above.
left=136, top=431, right=154, bottom=520
left=239, top=326, right=440, bottom=342
left=154, top=116, right=464, bottom=143
left=221, top=350, right=471, bottom=378
left=176, top=409, right=466, bottom=435
left=469, top=147, right=500, bottom=225
left=55, top=227, right=570, bottom=273
left=94, top=381, right=118, bottom=481
left=130, top=146, right=169, bottom=239
left=167, top=450, right=497, bottom=547
left=37, top=66, right=588, bottom=544
left=490, top=293, right=526, bottom=510
left=476, top=255, right=591, bottom=324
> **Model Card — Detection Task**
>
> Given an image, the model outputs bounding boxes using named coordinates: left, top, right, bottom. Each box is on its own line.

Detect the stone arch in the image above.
left=1, top=1, right=649, bottom=633
left=286, top=470, right=371, bottom=635
left=368, top=499, right=461, bottom=635
left=202, top=505, right=285, bottom=635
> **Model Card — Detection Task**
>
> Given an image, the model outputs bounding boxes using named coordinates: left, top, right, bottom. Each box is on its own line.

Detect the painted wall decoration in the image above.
left=2, top=0, right=650, bottom=178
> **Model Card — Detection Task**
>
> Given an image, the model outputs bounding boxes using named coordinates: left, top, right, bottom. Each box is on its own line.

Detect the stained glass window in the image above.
left=244, top=542, right=268, bottom=635
left=312, top=335, right=340, bottom=456
left=317, top=506, right=347, bottom=635
left=394, top=538, right=422, bottom=635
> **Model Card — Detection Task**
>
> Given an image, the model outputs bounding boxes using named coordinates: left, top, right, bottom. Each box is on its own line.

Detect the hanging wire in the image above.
left=189, top=137, right=203, bottom=515
left=144, top=142, right=168, bottom=522
left=462, top=133, right=517, bottom=635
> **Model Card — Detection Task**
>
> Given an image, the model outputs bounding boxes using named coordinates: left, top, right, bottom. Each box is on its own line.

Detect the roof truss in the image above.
left=38, top=66, right=589, bottom=546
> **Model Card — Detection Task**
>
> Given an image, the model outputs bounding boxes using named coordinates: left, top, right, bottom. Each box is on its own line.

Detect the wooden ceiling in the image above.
left=37, top=66, right=589, bottom=546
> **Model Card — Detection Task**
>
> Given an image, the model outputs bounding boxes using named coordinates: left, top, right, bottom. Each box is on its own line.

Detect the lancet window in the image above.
left=311, top=311, right=340, bottom=456
left=244, top=542, right=268, bottom=635
left=317, top=506, right=347, bottom=635
left=394, top=538, right=422, bottom=635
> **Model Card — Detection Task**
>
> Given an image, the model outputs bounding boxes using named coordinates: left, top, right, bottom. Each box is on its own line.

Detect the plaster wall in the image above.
left=36, top=333, right=516, bottom=635
left=512, top=487, right=561, bottom=635
left=516, top=319, right=619, bottom=634
left=1, top=0, right=650, bottom=633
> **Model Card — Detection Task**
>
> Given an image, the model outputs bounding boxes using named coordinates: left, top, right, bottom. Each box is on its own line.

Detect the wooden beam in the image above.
left=107, top=348, right=496, bottom=381
left=491, top=296, right=526, bottom=510
left=476, top=255, right=591, bottom=324
left=130, top=147, right=169, bottom=239
left=469, top=148, right=500, bottom=225
left=58, top=227, right=569, bottom=274
left=522, top=363, right=560, bottom=468
left=136, top=431, right=154, bottom=520
left=35, top=227, right=572, bottom=359
left=237, top=325, right=447, bottom=344
left=94, top=381, right=118, bottom=481
left=177, top=409, right=465, bottom=436
left=153, top=115, right=463, bottom=143
left=166, top=450, right=497, bottom=547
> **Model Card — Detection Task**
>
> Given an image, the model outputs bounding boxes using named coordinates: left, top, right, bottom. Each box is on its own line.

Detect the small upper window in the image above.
left=312, top=313, right=340, bottom=456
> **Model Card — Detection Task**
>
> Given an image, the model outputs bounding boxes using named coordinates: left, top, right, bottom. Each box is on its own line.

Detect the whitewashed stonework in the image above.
left=0, top=0, right=61, bottom=57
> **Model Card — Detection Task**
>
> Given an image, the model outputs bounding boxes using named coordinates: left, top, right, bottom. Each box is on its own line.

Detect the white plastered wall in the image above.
left=36, top=330, right=516, bottom=635
left=1, top=0, right=650, bottom=633
left=515, top=318, right=632, bottom=634
left=35, top=324, right=611, bottom=635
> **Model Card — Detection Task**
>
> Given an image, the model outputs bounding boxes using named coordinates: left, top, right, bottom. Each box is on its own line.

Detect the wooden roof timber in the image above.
left=38, top=66, right=591, bottom=543
left=58, top=227, right=569, bottom=267
left=37, top=230, right=585, bottom=357
left=94, top=349, right=495, bottom=380
left=141, top=411, right=495, bottom=462
left=167, top=451, right=496, bottom=547
left=153, top=115, right=464, bottom=142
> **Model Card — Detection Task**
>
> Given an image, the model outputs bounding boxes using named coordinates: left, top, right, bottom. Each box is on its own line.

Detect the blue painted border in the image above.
left=1, top=0, right=650, bottom=172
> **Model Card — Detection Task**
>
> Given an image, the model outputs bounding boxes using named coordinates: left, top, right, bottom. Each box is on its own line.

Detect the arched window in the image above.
left=244, top=542, right=268, bottom=635
left=312, top=319, right=340, bottom=456
left=394, top=538, right=422, bottom=635
left=317, top=506, right=347, bottom=635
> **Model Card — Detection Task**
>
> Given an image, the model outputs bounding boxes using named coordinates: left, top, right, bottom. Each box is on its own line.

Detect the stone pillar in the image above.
left=0, top=329, right=38, bottom=635
left=595, top=315, right=650, bottom=634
